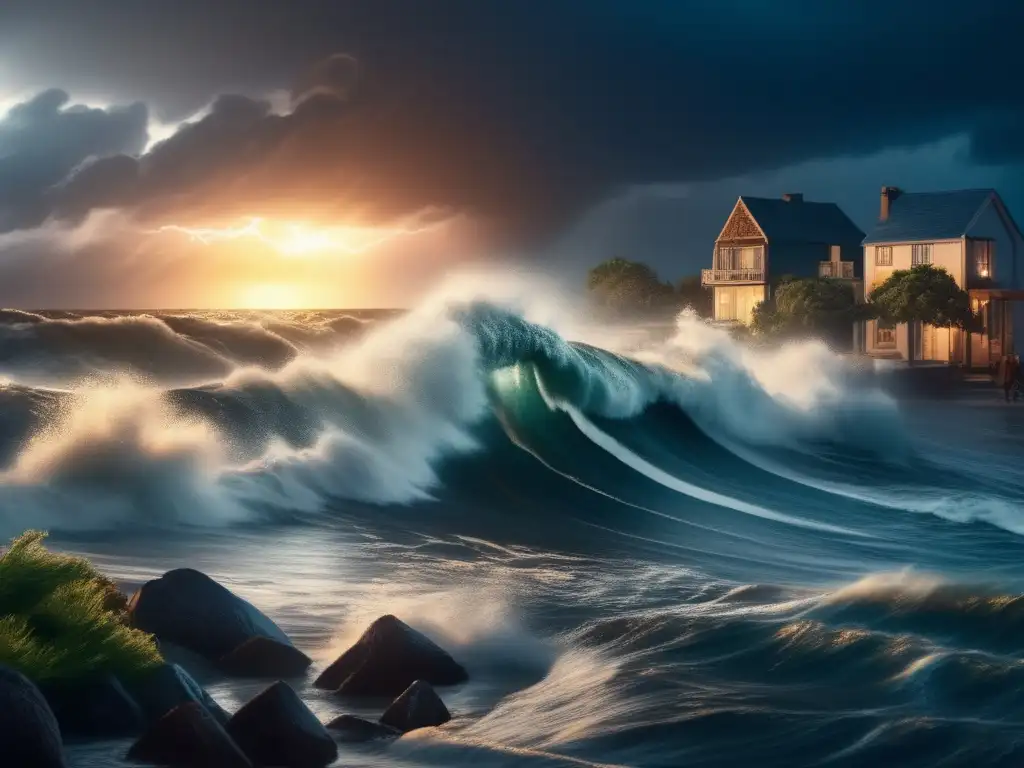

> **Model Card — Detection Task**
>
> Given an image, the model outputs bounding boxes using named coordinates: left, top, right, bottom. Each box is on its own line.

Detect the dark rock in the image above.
left=219, top=635, right=313, bottom=678
left=39, top=675, right=145, bottom=739
left=127, top=663, right=230, bottom=726
left=127, top=702, right=251, bottom=768
left=314, top=614, right=468, bottom=696
left=155, top=639, right=222, bottom=683
left=0, top=666, right=67, bottom=768
left=226, top=681, right=337, bottom=768
left=127, top=568, right=311, bottom=673
left=325, top=714, right=401, bottom=742
left=380, top=680, right=451, bottom=733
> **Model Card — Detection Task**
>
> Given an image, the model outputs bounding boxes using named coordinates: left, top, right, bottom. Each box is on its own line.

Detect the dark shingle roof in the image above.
left=861, top=189, right=995, bottom=245
left=738, top=197, right=865, bottom=244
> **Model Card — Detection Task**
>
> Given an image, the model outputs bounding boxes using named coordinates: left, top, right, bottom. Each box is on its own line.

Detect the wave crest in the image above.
left=0, top=285, right=908, bottom=535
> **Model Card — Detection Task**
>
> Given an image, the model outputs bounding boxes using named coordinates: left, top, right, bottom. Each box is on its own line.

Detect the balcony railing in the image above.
left=701, top=268, right=765, bottom=285
left=819, top=261, right=855, bottom=279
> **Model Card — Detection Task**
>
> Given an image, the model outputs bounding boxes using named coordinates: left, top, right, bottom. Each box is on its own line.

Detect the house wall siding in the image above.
left=865, top=240, right=964, bottom=293
left=863, top=240, right=964, bottom=361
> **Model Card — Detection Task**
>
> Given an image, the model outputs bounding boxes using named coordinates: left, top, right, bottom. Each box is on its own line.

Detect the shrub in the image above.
left=0, top=531, right=161, bottom=682
left=751, top=277, right=872, bottom=349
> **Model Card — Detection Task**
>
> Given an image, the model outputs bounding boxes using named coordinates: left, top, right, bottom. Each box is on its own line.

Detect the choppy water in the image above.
left=2, top=283, right=1024, bottom=767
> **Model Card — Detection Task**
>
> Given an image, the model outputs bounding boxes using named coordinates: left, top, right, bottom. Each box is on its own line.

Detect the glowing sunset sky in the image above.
left=0, top=1, right=1021, bottom=308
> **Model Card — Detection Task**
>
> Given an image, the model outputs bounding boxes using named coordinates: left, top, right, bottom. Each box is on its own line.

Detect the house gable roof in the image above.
left=714, top=198, right=767, bottom=242
left=861, top=189, right=1009, bottom=245
left=731, top=196, right=865, bottom=244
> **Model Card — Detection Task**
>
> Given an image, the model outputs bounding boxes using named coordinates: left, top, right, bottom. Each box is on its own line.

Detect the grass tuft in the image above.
left=0, top=530, right=161, bottom=682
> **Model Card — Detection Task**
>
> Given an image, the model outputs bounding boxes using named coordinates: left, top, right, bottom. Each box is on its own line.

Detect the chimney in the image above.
left=880, top=186, right=901, bottom=221
left=782, top=193, right=803, bottom=203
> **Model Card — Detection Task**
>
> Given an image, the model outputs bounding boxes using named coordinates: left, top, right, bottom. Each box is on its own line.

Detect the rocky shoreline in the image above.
left=1, top=565, right=467, bottom=768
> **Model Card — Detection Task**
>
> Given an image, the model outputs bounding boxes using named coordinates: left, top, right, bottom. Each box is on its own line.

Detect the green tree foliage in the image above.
left=587, top=258, right=674, bottom=314
left=751, top=277, right=870, bottom=344
left=868, top=264, right=980, bottom=330
left=675, top=275, right=713, bottom=317
left=0, top=531, right=162, bottom=682
left=586, top=259, right=710, bottom=317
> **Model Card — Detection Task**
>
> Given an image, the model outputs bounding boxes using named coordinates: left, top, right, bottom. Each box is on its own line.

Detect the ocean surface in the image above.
left=2, top=289, right=1024, bottom=768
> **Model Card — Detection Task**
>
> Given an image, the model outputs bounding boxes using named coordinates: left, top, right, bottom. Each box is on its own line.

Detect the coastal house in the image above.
left=701, top=194, right=865, bottom=324
left=862, top=187, right=1024, bottom=366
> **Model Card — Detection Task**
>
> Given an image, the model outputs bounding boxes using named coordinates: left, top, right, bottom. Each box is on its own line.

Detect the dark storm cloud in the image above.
left=0, top=89, right=147, bottom=231
left=1, top=0, right=1023, bottom=241
left=970, top=109, right=1024, bottom=165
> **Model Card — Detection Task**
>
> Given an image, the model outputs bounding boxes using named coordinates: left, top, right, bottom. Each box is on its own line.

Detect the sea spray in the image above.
left=0, top=279, right=913, bottom=536
left=0, top=299, right=491, bottom=534
left=622, top=309, right=906, bottom=453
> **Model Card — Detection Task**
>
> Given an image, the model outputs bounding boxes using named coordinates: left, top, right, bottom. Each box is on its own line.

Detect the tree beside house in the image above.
left=586, top=258, right=712, bottom=319
left=861, top=187, right=1024, bottom=366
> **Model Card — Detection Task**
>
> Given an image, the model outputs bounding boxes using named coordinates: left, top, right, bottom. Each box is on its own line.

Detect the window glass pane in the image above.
left=875, top=320, right=895, bottom=346
left=975, top=240, right=992, bottom=276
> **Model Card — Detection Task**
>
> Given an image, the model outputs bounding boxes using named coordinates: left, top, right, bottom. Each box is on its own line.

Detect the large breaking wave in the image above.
left=12, top=279, right=1024, bottom=768
left=0, top=278, right=1012, bottom=547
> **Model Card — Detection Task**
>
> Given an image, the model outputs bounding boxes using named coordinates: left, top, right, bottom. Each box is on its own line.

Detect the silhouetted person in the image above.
left=1014, top=354, right=1022, bottom=402
left=999, top=354, right=1020, bottom=402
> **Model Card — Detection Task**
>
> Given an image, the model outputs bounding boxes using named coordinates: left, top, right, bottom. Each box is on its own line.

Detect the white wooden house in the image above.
left=862, top=187, right=1024, bottom=366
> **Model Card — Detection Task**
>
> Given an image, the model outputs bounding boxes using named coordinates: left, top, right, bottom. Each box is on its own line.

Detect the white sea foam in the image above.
left=0, top=286, right=493, bottom=533
left=618, top=310, right=906, bottom=453
left=0, top=276, right=909, bottom=535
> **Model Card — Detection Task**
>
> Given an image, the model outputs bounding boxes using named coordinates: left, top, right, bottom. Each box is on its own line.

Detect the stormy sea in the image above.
left=3, top=283, right=1024, bottom=768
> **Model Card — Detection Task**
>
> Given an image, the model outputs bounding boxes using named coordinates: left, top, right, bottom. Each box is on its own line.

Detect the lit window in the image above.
left=875, top=246, right=892, bottom=266
left=974, top=240, right=993, bottom=278
left=875, top=321, right=896, bottom=347
left=911, top=243, right=932, bottom=266
left=716, top=246, right=764, bottom=271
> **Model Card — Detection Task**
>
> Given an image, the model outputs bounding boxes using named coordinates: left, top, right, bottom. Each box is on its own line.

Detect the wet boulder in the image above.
left=219, top=636, right=313, bottom=678
left=127, top=663, right=230, bottom=726
left=154, top=639, right=222, bottom=682
left=325, top=713, right=401, bottom=742
left=0, top=666, right=67, bottom=768
left=226, top=681, right=337, bottom=768
left=315, top=615, right=468, bottom=696
left=127, top=568, right=312, bottom=676
left=127, top=702, right=251, bottom=768
left=380, top=680, right=451, bottom=733
left=39, top=675, right=145, bottom=739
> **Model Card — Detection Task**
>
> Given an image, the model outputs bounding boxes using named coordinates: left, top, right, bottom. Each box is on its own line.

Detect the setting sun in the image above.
left=239, top=282, right=310, bottom=309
